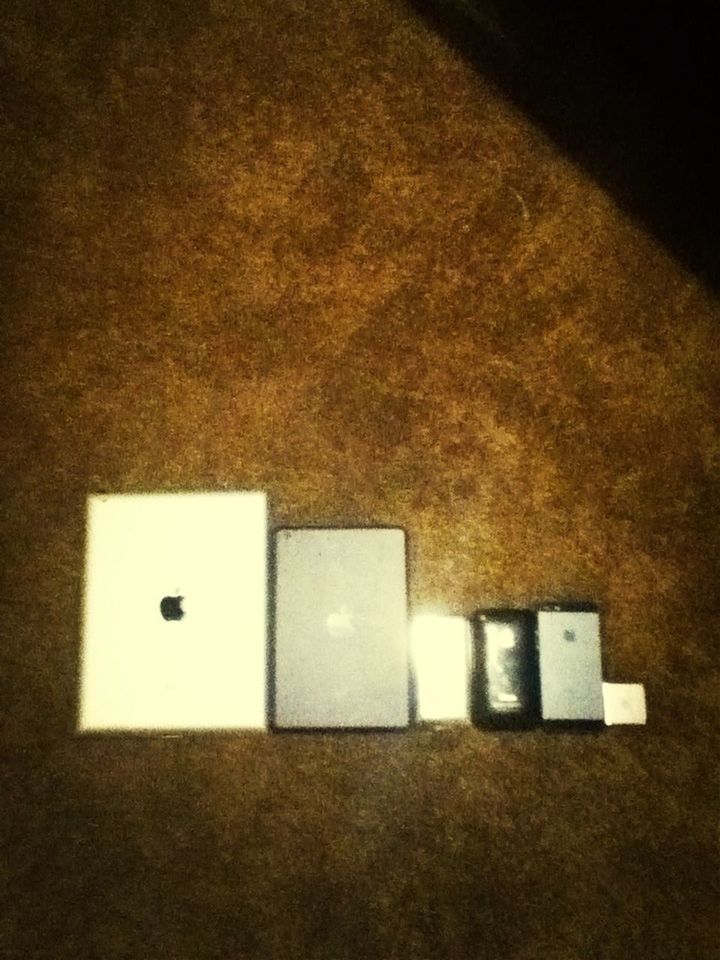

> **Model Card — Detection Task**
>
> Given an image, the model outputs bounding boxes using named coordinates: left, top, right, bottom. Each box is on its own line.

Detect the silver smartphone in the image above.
left=537, top=604, right=604, bottom=725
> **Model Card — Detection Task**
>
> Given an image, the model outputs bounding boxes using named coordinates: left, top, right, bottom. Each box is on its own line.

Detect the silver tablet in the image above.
left=273, top=528, right=410, bottom=729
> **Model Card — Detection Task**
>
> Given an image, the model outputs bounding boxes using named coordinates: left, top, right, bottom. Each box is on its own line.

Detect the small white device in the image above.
left=410, top=614, right=471, bottom=724
left=602, top=683, right=647, bottom=725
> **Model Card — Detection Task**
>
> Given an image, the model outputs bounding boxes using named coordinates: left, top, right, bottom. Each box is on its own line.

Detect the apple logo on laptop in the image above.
left=160, top=595, right=185, bottom=621
left=326, top=605, right=355, bottom=640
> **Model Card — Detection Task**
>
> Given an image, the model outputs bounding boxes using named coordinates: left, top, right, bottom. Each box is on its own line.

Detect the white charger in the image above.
left=602, top=683, right=647, bottom=725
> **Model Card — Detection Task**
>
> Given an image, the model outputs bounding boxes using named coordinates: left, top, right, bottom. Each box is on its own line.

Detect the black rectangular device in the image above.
left=470, top=609, right=540, bottom=729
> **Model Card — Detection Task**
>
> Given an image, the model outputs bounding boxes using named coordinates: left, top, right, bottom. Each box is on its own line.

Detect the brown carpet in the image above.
left=1, top=2, right=718, bottom=958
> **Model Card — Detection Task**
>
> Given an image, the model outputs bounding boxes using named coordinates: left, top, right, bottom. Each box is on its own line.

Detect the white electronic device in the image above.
left=78, top=491, right=268, bottom=732
left=602, top=683, right=647, bottom=725
left=411, top=614, right=471, bottom=724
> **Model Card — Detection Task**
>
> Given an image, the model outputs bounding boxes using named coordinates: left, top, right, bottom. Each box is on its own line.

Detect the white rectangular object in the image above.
left=79, top=492, right=268, bottom=732
left=602, top=683, right=647, bottom=726
left=411, top=614, right=471, bottom=724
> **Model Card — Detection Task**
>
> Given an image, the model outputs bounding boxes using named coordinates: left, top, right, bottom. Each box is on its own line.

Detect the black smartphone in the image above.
left=470, top=609, right=540, bottom=729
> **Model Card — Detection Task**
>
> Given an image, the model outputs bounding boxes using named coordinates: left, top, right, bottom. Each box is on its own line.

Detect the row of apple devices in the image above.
left=78, top=492, right=645, bottom=732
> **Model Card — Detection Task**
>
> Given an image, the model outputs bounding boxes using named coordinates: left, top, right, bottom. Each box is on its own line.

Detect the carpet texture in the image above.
left=1, top=2, right=718, bottom=958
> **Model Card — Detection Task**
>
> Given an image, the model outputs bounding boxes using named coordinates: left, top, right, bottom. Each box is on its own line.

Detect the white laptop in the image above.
left=78, top=491, right=268, bottom=732
left=273, top=528, right=410, bottom=729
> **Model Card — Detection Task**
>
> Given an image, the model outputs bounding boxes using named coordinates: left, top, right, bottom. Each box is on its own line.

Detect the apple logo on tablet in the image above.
left=160, top=595, right=185, bottom=621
